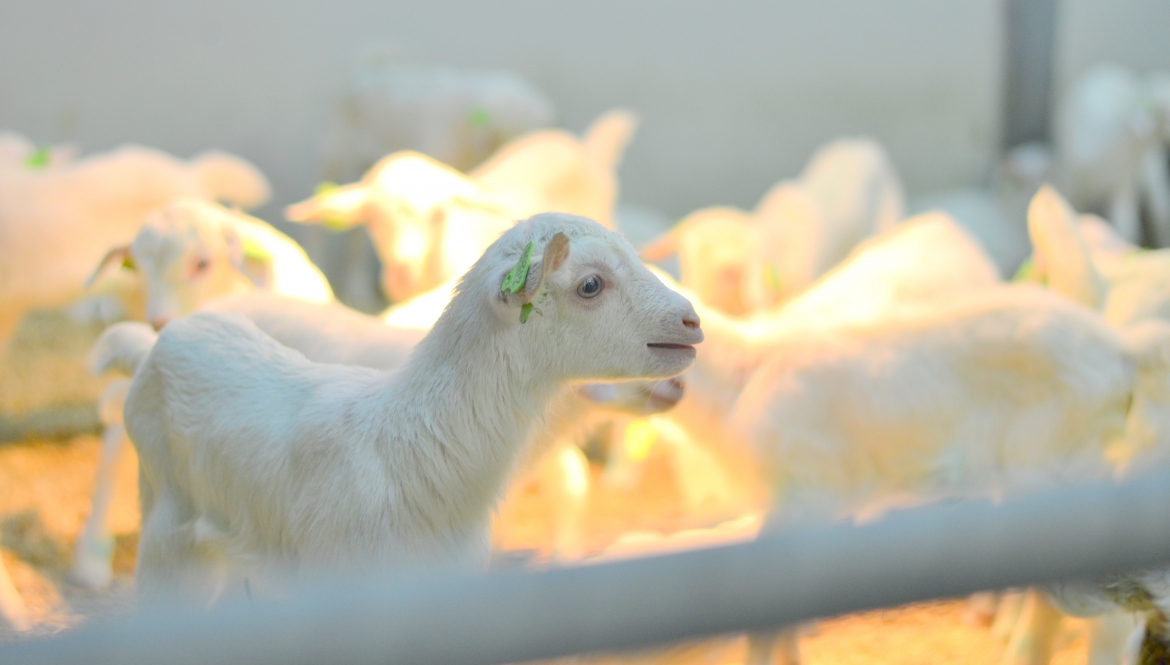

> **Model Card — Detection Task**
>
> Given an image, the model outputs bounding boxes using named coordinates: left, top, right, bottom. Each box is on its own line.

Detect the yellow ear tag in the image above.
left=312, top=181, right=351, bottom=231
left=1012, top=256, right=1039, bottom=283
left=501, top=241, right=535, bottom=323
left=241, top=235, right=273, bottom=264
left=121, top=256, right=136, bottom=271
left=765, top=264, right=782, bottom=293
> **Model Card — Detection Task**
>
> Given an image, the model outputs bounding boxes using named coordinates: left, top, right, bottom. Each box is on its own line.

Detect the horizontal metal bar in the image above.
left=7, top=469, right=1170, bottom=665
left=0, top=402, right=99, bottom=444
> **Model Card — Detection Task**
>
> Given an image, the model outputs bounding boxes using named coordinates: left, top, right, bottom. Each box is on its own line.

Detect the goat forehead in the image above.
left=138, top=223, right=212, bottom=269
left=566, top=237, right=642, bottom=274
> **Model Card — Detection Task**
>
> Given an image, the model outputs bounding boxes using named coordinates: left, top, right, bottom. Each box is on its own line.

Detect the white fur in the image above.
left=665, top=211, right=1002, bottom=454
left=287, top=110, right=637, bottom=303
left=205, top=290, right=687, bottom=562
left=72, top=198, right=330, bottom=589
left=642, top=137, right=905, bottom=314
left=0, top=144, right=269, bottom=344
left=109, top=213, right=701, bottom=605
left=731, top=286, right=1154, bottom=521
left=471, top=108, right=637, bottom=229
left=998, top=186, right=1170, bottom=665
left=91, top=198, right=332, bottom=329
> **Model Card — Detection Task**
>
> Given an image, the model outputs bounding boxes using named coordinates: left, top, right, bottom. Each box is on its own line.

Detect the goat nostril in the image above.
left=682, top=314, right=700, bottom=329
left=151, top=318, right=169, bottom=331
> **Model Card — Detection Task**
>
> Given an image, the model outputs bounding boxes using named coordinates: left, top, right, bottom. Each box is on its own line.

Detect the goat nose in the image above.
left=150, top=317, right=169, bottom=331
left=682, top=311, right=700, bottom=330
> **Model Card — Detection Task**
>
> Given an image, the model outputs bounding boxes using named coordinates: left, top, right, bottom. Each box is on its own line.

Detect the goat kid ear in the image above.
left=499, top=232, right=571, bottom=323
left=1026, top=184, right=1107, bottom=308
left=285, top=182, right=369, bottom=231
left=639, top=227, right=679, bottom=262
left=86, top=244, right=135, bottom=289
left=226, top=227, right=275, bottom=289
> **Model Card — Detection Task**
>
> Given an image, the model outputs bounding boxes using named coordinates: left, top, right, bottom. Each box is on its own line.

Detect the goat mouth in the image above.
left=647, top=343, right=696, bottom=357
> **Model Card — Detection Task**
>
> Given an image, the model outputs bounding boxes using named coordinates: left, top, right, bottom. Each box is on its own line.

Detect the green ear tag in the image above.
left=25, top=145, right=51, bottom=169
left=501, top=241, right=534, bottom=294
left=502, top=241, right=536, bottom=323
left=469, top=107, right=492, bottom=128
left=312, top=182, right=352, bottom=231
left=1012, top=257, right=1037, bottom=283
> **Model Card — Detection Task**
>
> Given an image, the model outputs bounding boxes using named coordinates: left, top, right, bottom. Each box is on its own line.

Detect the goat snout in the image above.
left=679, top=303, right=703, bottom=342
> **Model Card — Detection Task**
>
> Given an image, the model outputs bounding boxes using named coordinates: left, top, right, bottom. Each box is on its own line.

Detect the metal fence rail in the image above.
left=6, top=470, right=1170, bottom=665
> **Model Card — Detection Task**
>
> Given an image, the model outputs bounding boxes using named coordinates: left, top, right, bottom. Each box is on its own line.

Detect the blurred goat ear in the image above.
left=225, top=226, right=273, bottom=289
left=285, top=183, right=370, bottom=231
left=86, top=245, right=134, bottom=289
left=640, top=228, right=679, bottom=262
left=497, top=233, right=571, bottom=323
left=1027, top=184, right=1107, bottom=308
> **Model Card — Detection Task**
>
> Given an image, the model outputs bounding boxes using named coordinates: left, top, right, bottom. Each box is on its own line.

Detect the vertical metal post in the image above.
left=1001, top=0, right=1060, bottom=148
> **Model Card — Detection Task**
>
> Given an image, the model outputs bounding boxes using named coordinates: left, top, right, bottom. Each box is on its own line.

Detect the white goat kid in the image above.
left=736, top=285, right=1170, bottom=665
left=666, top=211, right=1001, bottom=456
left=88, top=198, right=334, bottom=330
left=287, top=110, right=637, bottom=303
left=469, top=108, right=638, bottom=229
left=107, top=213, right=701, bottom=606
left=739, top=189, right=1170, bottom=665
left=285, top=151, right=517, bottom=303
left=999, top=186, right=1170, bottom=665
left=205, top=291, right=687, bottom=563
left=642, top=137, right=905, bottom=314
left=0, top=144, right=269, bottom=345
left=70, top=198, right=333, bottom=589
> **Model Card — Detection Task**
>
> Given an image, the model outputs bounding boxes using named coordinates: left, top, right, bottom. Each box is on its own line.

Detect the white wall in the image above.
left=0, top=0, right=1002, bottom=221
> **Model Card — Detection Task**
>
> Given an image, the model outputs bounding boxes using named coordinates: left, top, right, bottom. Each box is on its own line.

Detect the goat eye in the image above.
left=577, top=275, right=603, bottom=298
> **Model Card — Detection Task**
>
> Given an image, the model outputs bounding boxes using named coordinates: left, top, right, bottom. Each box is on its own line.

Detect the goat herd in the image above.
left=3, top=62, right=1170, bottom=665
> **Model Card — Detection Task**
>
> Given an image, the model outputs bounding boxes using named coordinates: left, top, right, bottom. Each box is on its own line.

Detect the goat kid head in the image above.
left=88, top=199, right=267, bottom=330
left=460, top=212, right=703, bottom=381
left=286, top=151, right=513, bottom=302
